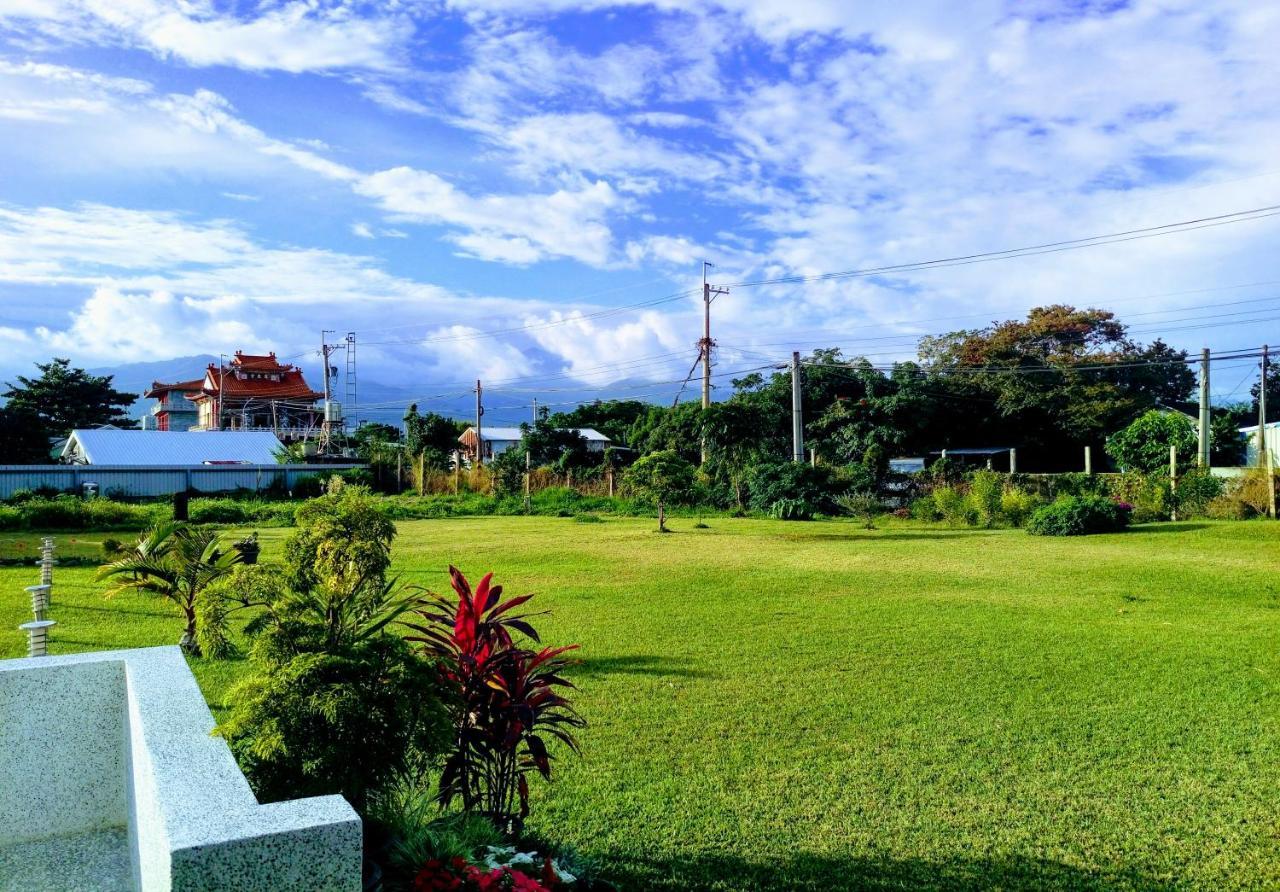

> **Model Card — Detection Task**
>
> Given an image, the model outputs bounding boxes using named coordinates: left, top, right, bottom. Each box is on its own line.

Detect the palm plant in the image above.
left=404, top=566, right=584, bottom=834
left=97, top=521, right=244, bottom=656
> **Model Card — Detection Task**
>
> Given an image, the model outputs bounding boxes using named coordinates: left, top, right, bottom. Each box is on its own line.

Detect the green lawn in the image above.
left=3, top=517, right=1279, bottom=890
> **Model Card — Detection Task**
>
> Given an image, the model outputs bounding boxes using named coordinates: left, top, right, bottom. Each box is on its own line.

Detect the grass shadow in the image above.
left=782, top=530, right=1006, bottom=542
left=603, top=850, right=1179, bottom=892
left=569, top=654, right=714, bottom=680
left=1129, top=523, right=1212, bottom=533
left=61, top=602, right=173, bottom=619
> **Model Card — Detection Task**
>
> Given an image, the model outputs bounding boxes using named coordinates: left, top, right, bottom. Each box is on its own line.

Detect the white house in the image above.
left=61, top=429, right=287, bottom=466
left=458, top=427, right=612, bottom=463
left=1239, top=421, right=1280, bottom=467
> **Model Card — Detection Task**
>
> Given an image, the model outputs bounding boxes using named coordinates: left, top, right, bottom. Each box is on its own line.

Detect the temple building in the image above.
left=146, top=351, right=323, bottom=442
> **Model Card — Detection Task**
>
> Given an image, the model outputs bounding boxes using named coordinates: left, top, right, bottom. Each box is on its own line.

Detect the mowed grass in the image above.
left=3, top=517, right=1280, bottom=890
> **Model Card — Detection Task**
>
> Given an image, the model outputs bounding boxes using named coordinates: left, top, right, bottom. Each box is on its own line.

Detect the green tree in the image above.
left=622, top=449, right=697, bottom=530
left=1210, top=411, right=1248, bottom=466
left=548, top=399, right=650, bottom=445
left=211, top=486, right=448, bottom=812
left=403, top=404, right=462, bottom=470
left=1105, top=409, right=1198, bottom=474
left=0, top=403, right=51, bottom=463
left=3, top=358, right=137, bottom=452
left=97, top=521, right=245, bottom=656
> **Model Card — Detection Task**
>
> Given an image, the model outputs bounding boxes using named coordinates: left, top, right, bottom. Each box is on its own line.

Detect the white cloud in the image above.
left=422, top=325, right=537, bottom=382
left=34, top=287, right=264, bottom=363
left=355, top=166, right=621, bottom=265
left=0, top=0, right=409, bottom=73
left=351, top=222, right=375, bottom=239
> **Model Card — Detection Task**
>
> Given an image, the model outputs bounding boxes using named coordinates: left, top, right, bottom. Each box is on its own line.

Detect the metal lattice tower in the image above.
left=344, top=332, right=357, bottom=434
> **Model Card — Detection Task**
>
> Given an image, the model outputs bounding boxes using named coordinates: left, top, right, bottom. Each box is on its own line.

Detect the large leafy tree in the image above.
left=3, top=358, right=137, bottom=449
left=918, top=306, right=1195, bottom=467
left=0, top=404, right=51, bottom=463
left=548, top=399, right=650, bottom=445
left=403, top=404, right=463, bottom=470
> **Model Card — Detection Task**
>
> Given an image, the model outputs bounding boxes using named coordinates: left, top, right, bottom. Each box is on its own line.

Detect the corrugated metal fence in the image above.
left=0, top=464, right=361, bottom=499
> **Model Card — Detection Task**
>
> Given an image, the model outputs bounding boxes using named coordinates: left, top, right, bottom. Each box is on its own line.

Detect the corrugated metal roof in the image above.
left=62, top=430, right=286, bottom=466
left=462, top=427, right=612, bottom=443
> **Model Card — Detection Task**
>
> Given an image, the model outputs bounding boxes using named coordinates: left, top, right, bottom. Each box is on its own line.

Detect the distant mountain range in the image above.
left=92, top=354, right=666, bottom=431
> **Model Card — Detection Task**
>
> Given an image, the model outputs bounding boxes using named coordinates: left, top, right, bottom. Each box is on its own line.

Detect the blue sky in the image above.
left=1, top=0, right=1279, bottom=415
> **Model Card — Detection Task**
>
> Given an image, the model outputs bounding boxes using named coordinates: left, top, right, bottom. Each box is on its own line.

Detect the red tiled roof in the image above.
left=190, top=363, right=322, bottom=403
left=231, top=350, right=288, bottom=373
left=143, top=378, right=205, bottom=399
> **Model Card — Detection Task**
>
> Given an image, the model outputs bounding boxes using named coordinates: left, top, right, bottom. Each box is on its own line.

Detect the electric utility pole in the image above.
left=791, top=352, right=804, bottom=463
left=475, top=379, right=484, bottom=467
left=1261, top=345, right=1275, bottom=518
left=700, top=261, right=729, bottom=409
left=1198, top=347, right=1211, bottom=467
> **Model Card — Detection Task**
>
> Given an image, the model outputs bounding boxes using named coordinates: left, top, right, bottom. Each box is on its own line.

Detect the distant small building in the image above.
left=142, top=379, right=204, bottom=431
left=1239, top=421, right=1280, bottom=467
left=458, top=427, right=612, bottom=463
left=61, top=430, right=286, bottom=466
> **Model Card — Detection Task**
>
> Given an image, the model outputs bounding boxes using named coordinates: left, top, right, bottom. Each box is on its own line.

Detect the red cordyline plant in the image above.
left=405, top=566, right=584, bottom=834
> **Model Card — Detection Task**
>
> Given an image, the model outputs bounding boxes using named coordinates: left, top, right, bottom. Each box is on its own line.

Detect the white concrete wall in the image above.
left=0, top=647, right=361, bottom=891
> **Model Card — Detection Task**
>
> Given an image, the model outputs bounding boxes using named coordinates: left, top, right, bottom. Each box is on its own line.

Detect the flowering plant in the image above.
left=413, top=850, right=574, bottom=891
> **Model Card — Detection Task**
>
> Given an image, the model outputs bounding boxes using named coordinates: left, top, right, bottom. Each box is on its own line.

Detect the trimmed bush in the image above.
left=1026, top=495, right=1130, bottom=536
left=769, top=497, right=815, bottom=520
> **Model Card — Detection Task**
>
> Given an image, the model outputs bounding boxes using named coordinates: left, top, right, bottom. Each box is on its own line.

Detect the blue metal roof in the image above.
left=62, top=430, right=286, bottom=466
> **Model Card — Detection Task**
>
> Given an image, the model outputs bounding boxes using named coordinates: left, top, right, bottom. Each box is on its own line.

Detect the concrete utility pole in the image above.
left=1009, top=448, right=1017, bottom=475
left=791, top=351, right=804, bottom=463
left=1261, top=345, right=1269, bottom=467
left=1084, top=445, right=1092, bottom=475
left=1198, top=347, right=1211, bottom=467
left=699, top=261, right=730, bottom=411
left=475, top=379, right=484, bottom=467
left=1262, top=345, right=1275, bottom=518
left=1170, top=445, right=1179, bottom=521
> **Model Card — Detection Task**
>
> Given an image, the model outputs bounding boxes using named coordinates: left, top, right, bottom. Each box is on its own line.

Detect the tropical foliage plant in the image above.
left=405, top=567, right=584, bottom=835
left=213, top=486, right=450, bottom=812
left=97, top=521, right=245, bottom=655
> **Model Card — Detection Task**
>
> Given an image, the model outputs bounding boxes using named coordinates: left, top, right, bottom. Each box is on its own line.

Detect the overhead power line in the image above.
left=724, top=204, right=1280, bottom=289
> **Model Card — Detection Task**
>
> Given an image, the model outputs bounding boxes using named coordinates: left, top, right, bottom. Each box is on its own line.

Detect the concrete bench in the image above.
left=0, top=646, right=360, bottom=891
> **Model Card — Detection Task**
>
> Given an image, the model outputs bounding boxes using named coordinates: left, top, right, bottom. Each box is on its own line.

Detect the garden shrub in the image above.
left=1229, top=469, right=1276, bottom=517
left=998, top=486, right=1041, bottom=527
left=769, top=497, right=815, bottom=520
left=0, top=505, right=21, bottom=530
left=1026, top=495, right=1130, bottom=536
left=213, top=486, right=450, bottom=813
left=1050, top=472, right=1106, bottom=499
left=747, top=461, right=844, bottom=514
left=932, top=485, right=975, bottom=527
left=909, top=496, right=939, bottom=521
left=1205, top=493, right=1250, bottom=520
left=837, top=492, right=884, bottom=528
left=969, top=471, right=1003, bottom=528
left=1171, top=468, right=1224, bottom=518
left=1106, top=410, right=1197, bottom=474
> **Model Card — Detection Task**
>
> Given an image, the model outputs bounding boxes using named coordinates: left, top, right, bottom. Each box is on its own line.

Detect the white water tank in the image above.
left=324, top=400, right=343, bottom=423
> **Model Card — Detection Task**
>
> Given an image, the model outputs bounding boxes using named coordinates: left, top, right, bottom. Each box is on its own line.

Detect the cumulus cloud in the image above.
left=0, top=0, right=409, bottom=73
left=355, top=167, right=621, bottom=265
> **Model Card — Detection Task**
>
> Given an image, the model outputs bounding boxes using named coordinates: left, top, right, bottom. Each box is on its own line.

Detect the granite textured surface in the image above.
left=0, top=647, right=361, bottom=891
left=0, top=828, right=133, bottom=892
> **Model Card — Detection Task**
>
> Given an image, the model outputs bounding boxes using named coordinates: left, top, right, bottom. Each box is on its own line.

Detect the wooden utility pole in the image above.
left=791, top=351, right=804, bottom=463
left=1262, top=345, right=1275, bottom=518
left=1198, top=347, right=1211, bottom=467
left=474, top=379, right=484, bottom=467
